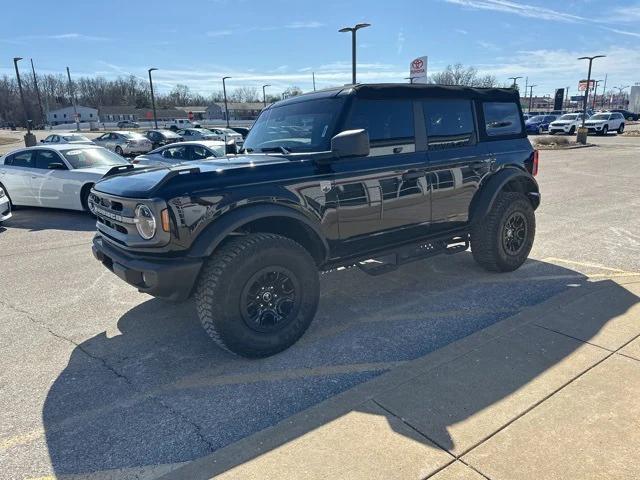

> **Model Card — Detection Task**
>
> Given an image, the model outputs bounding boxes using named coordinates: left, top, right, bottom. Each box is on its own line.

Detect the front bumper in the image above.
left=0, top=197, right=11, bottom=222
left=584, top=124, right=605, bottom=133
left=549, top=124, right=574, bottom=134
left=92, top=235, right=203, bottom=301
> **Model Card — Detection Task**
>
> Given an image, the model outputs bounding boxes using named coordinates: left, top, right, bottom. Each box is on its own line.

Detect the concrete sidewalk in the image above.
left=161, top=276, right=640, bottom=480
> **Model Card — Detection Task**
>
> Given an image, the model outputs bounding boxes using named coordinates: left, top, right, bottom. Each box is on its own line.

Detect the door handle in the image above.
left=393, top=146, right=404, bottom=154
left=402, top=170, right=424, bottom=181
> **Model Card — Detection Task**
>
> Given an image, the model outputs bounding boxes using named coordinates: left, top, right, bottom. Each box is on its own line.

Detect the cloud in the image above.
left=24, top=33, right=110, bottom=41
left=205, top=21, right=324, bottom=38
left=206, top=30, right=233, bottom=37
left=443, top=0, right=587, bottom=22
left=396, top=30, right=405, bottom=54
left=601, top=27, right=640, bottom=38
left=455, top=28, right=469, bottom=34
left=285, top=21, right=323, bottom=29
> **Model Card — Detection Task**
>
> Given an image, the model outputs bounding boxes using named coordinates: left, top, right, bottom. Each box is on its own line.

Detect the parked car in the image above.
left=90, top=83, right=539, bottom=357
left=229, top=126, right=251, bottom=138
left=166, top=118, right=200, bottom=131
left=583, top=112, right=625, bottom=135
left=143, top=129, right=183, bottom=149
left=610, top=109, right=639, bottom=121
left=203, top=127, right=244, bottom=148
left=93, top=131, right=153, bottom=156
left=41, top=133, right=94, bottom=145
left=132, top=140, right=226, bottom=166
left=0, top=185, right=11, bottom=224
left=548, top=113, right=586, bottom=135
left=525, top=115, right=558, bottom=135
left=0, top=145, right=130, bottom=212
left=176, top=128, right=218, bottom=141
left=117, top=120, right=139, bottom=128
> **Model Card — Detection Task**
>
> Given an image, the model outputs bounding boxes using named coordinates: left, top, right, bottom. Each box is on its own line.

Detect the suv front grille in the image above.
left=90, top=192, right=141, bottom=245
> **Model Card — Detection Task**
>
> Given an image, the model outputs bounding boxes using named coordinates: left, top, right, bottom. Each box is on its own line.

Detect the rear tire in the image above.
left=471, top=192, right=535, bottom=272
left=618, top=123, right=625, bottom=134
left=195, top=233, right=320, bottom=358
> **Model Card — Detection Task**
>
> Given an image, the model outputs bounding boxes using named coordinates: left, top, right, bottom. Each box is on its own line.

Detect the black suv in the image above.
left=90, top=84, right=539, bottom=357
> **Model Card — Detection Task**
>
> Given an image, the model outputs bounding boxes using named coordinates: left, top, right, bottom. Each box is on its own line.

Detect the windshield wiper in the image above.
left=260, top=146, right=291, bottom=155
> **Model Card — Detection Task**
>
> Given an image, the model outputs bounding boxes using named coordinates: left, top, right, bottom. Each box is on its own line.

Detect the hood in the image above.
left=73, top=166, right=128, bottom=176
left=93, top=154, right=291, bottom=198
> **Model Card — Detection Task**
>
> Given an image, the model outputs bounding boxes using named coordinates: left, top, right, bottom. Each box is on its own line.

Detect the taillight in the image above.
left=532, top=149, right=539, bottom=176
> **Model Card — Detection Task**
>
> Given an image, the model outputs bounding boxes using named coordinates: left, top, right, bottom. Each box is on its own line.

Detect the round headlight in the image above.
left=134, top=204, right=156, bottom=240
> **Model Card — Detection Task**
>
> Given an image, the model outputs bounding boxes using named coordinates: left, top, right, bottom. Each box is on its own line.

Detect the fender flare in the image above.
left=187, top=203, right=330, bottom=262
left=469, top=167, right=539, bottom=225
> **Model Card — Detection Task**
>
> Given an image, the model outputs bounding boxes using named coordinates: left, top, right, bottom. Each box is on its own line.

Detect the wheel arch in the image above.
left=188, top=204, right=329, bottom=266
left=470, top=167, right=539, bottom=225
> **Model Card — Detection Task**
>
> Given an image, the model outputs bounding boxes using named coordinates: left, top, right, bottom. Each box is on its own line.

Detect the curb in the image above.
left=158, top=276, right=640, bottom=479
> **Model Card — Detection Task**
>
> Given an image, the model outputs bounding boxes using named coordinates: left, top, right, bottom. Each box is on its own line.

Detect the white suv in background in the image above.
left=584, top=112, right=625, bottom=135
left=548, top=113, right=586, bottom=135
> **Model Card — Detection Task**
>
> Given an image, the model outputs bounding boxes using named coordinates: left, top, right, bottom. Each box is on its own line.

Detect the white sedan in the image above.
left=132, top=140, right=227, bottom=166
left=205, top=127, right=244, bottom=147
left=548, top=113, right=586, bottom=135
left=93, top=131, right=153, bottom=155
left=0, top=186, right=11, bottom=223
left=41, top=133, right=94, bottom=145
left=0, top=145, right=131, bottom=212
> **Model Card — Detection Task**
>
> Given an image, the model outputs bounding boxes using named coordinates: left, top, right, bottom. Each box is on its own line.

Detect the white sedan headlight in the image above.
left=134, top=204, right=156, bottom=239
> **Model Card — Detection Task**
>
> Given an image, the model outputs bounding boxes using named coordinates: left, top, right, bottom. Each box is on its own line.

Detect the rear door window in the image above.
left=35, top=150, right=64, bottom=169
left=422, top=99, right=475, bottom=150
left=345, top=99, right=414, bottom=145
left=9, top=150, right=35, bottom=168
left=483, top=102, right=523, bottom=137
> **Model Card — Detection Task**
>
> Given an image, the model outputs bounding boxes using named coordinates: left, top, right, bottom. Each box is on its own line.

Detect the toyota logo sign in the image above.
left=409, top=56, right=428, bottom=84
left=411, top=59, right=424, bottom=70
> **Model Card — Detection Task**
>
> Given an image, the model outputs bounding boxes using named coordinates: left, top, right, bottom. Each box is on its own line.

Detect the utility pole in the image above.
left=523, top=77, right=528, bottom=111
left=30, top=59, right=45, bottom=127
left=577, top=55, right=606, bottom=144
left=312, top=72, right=316, bottom=91
left=148, top=68, right=158, bottom=129
left=66, top=67, right=80, bottom=131
left=338, top=23, right=371, bottom=84
left=601, top=74, right=607, bottom=109
left=13, top=57, right=35, bottom=145
left=592, top=80, right=603, bottom=109
left=528, top=85, right=537, bottom=113
left=222, top=76, right=231, bottom=128
left=508, top=76, right=522, bottom=89
left=565, top=86, right=570, bottom=110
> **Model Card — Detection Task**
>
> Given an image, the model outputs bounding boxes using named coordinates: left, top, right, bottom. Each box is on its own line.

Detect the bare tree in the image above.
left=283, top=85, right=303, bottom=98
left=429, top=63, right=498, bottom=88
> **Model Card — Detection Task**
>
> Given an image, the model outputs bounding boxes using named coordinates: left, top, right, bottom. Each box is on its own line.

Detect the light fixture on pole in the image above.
left=222, top=76, right=231, bottom=128
left=338, top=23, right=371, bottom=85
left=148, top=68, right=158, bottom=129
left=262, top=84, right=271, bottom=107
left=509, top=76, right=523, bottom=89
left=577, top=55, right=605, bottom=141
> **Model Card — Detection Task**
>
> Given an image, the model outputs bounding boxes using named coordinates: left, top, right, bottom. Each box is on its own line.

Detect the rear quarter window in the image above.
left=345, top=99, right=414, bottom=144
left=422, top=99, right=475, bottom=150
left=483, top=102, right=523, bottom=137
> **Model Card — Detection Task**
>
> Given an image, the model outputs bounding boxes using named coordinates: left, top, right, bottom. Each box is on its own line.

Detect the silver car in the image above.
left=132, top=140, right=227, bottom=166
left=205, top=127, right=244, bottom=147
left=41, top=133, right=94, bottom=145
left=93, top=131, right=153, bottom=156
left=0, top=185, right=11, bottom=224
left=176, top=128, right=218, bottom=141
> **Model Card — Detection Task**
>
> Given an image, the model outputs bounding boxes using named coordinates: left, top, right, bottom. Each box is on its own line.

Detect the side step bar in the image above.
left=357, top=236, right=469, bottom=276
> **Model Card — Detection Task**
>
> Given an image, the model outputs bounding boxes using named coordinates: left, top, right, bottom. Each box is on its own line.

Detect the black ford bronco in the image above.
left=91, top=84, right=539, bottom=357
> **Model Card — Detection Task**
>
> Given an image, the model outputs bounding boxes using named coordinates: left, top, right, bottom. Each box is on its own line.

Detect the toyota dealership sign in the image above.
left=409, top=56, right=428, bottom=84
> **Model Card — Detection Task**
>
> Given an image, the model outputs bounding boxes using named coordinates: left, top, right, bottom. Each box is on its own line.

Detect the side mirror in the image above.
left=330, top=129, right=369, bottom=158
left=48, top=162, right=66, bottom=170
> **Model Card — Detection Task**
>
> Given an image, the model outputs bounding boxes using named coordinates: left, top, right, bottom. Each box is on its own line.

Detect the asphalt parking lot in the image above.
left=1, top=133, right=639, bottom=479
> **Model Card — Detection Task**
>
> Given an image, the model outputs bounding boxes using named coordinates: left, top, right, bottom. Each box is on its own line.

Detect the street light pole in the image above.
left=148, top=68, right=158, bottom=129
left=508, top=76, right=522, bottom=89
left=600, top=73, right=607, bottom=109
left=577, top=56, right=605, bottom=130
left=262, top=84, right=271, bottom=107
left=592, top=79, right=603, bottom=109
left=13, top=57, right=30, bottom=133
left=30, top=59, right=45, bottom=127
left=66, top=67, right=80, bottom=132
left=222, top=76, right=231, bottom=128
left=528, top=85, right=537, bottom=113
left=338, top=23, right=371, bottom=84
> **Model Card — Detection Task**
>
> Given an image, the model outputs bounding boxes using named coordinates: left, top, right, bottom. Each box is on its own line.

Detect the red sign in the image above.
left=145, top=111, right=153, bottom=119
left=578, top=80, right=595, bottom=91
left=411, top=59, right=424, bottom=70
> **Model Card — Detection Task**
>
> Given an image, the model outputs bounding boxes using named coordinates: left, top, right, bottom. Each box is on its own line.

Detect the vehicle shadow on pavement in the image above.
left=41, top=255, right=638, bottom=477
left=2, top=207, right=95, bottom=232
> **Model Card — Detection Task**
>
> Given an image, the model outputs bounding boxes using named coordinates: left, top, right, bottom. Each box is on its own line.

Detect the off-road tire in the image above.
left=471, top=192, right=535, bottom=272
left=195, top=233, right=320, bottom=357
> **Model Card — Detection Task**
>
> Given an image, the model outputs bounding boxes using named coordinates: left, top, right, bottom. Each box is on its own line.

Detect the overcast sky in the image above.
left=1, top=0, right=639, bottom=97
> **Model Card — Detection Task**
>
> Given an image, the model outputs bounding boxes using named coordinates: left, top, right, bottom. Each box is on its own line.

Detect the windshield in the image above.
left=559, top=114, right=579, bottom=120
left=589, top=114, right=610, bottom=120
left=528, top=116, right=545, bottom=122
left=62, top=134, right=90, bottom=142
left=62, top=148, right=129, bottom=169
left=244, top=98, right=345, bottom=153
left=122, top=133, right=146, bottom=140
